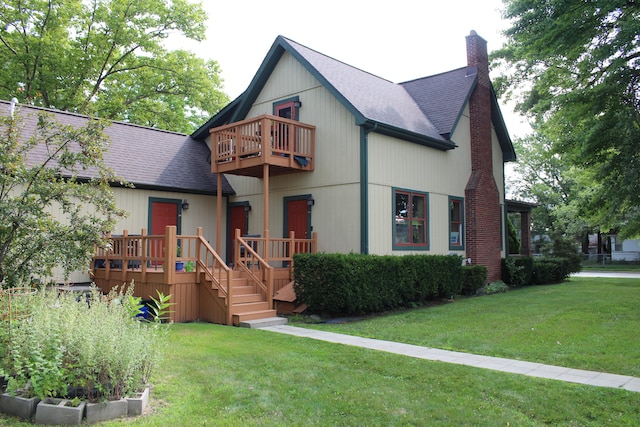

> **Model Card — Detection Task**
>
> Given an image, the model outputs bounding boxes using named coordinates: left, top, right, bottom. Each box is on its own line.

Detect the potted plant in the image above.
left=184, top=260, right=195, bottom=272
left=175, top=246, right=184, bottom=271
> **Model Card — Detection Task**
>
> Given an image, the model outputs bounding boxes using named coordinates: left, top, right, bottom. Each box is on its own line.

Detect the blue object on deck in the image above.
left=294, top=155, right=309, bottom=167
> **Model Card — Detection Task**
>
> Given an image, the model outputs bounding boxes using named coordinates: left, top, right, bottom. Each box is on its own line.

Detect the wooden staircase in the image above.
left=229, top=273, right=278, bottom=325
left=201, top=267, right=278, bottom=326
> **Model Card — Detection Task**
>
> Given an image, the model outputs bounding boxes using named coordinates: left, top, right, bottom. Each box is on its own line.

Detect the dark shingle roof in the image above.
left=1, top=100, right=234, bottom=195
left=193, top=35, right=516, bottom=161
left=401, top=66, right=477, bottom=139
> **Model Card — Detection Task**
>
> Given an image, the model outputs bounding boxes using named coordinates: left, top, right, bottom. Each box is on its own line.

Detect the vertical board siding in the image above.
left=231, top=53, right=362, bottom=253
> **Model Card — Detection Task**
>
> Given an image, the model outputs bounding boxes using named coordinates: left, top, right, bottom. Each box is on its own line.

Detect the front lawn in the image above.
left=294, top=277, right=640, bottom=377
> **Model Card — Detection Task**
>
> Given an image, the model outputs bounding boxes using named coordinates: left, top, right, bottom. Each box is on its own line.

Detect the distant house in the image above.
left=194, top=31, right=516, bottom=282
left=0, top=100, right=233, bottom=283
left=610, top=236, right=640, bottom=261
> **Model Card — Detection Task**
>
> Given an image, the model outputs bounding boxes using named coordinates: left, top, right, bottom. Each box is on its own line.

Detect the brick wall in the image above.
left=464, top=31, right=503, bottom=282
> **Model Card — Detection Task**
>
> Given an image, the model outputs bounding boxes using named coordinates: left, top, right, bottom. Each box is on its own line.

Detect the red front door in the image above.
left=228, top=205, right=248, bottom=264
left=150, top=201, right=179, bottom=266
left=286, top=199, right=309, bottom=239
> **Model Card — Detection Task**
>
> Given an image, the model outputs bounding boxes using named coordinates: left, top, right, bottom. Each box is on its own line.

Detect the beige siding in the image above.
left=228, top=51, right=362, bottom=253
left=367, top=128, right=469, bottom=256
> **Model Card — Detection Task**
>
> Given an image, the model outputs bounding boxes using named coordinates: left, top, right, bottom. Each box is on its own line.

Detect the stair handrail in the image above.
left=235, top=229, right=273, bottom=309
left=196, top=230, right=233, bottom=325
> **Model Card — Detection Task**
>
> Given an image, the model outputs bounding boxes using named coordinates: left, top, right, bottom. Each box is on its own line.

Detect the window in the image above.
left=449, top=197, right=464, bottom=250
left=393, top=189, right=428, bottom=249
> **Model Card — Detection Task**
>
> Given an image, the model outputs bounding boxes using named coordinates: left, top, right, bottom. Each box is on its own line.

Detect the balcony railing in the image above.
left=210, top=114, right=315, bottom=177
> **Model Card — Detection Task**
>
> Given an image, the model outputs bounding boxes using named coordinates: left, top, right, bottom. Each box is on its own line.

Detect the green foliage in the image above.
left=501, top=257, right=531, bottom=287
left=293, top=253, right=462, bottom=315
left=503, top=255, right=579, bottom=286
left=494, top=0, right=640, bottom=238
left=461, top=265, right=487, bottom=295
left=0, top=110, right=127, bottom=288
left=507, top=215, right=520, bottom=254
left=149, top=290, right=175, bottom=323
left=483, top=280, right=509, bottom=295
left=184, top=260, right=195, bottom=272
left=0, top=284, right=168, bottom=401
left=0, top=0, right=229, bottom=133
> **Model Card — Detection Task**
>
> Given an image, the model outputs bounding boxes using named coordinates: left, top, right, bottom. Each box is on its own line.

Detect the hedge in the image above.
left=293, top=253, right=463, bottom=315
left=502, top=255, right=581, bottom=286
left=461, top=265, right=488, bottom=295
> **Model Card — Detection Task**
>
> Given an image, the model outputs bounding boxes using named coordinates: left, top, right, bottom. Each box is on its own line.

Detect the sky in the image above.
left=170, top=0, right=530, bottom=138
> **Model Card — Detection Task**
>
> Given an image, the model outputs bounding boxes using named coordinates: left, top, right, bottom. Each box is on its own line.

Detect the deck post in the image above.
left=164, top=226, right=177, bottom=284
left=141, top=229, right=147, bottom=282
left=263, top=163, right=269, bottom=235
left=105, top=232, right=111, bottom=281
left=264, top=229, right=270, bottom=262
left=196, top=227, right=203, bottom=283
left=289, top=230, right=295, bottom=278
left=311, top=231, right=318, bottom=253
left=216, top=173, right=223, bottom=254
left=121, top=230, right=129, bottom=283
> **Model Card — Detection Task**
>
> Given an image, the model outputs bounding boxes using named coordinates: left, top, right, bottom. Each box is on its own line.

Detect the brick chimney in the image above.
left=464, top=30, right=502, bottom=282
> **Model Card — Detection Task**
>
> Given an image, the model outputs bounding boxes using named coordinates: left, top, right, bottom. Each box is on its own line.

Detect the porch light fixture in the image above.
left=244, top=205, right=252, bottom=213
left=294, top=100, right=302, bottom=108
left=182, top=200, right=189, bottom=211
left=307, top=198, right=314, bottom=206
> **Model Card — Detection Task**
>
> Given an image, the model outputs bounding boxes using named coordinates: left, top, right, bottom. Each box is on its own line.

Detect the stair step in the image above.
left=232, top=309, right=278, bottom=325
left=239, top=316, right=288, bottom=328
left=232, top=293, right=262, bottom=304
left=232, top=301, right=270, bottom=313
left=232, top=285, right=257, bottom=295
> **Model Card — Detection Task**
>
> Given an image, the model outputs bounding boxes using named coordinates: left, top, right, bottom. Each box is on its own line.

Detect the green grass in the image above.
left=1, top=277, right=639, bottom=426
left=294, top=277, right=640, bottom=377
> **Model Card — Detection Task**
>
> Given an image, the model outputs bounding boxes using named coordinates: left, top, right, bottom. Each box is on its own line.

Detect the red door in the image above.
left=286, top=198, right=311, bottom=258
left=228, top=205, right=248, bottom=264
left=150, top=201, right=179, bottom=266
left=286, top=199, right=309, bottom=239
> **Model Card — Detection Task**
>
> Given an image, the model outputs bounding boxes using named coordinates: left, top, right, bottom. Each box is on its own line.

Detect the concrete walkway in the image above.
left=261, top=325, right=640, bottom=393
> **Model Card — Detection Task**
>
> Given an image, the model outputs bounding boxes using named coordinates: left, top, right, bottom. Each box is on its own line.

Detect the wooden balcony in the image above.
left=210, top=114, right=315, bottom=178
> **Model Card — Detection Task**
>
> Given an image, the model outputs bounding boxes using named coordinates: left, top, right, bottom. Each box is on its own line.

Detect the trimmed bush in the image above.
left=461, top=265, right=487, bottom=295
left=293, top=253, right=462, bottom=315
left=531, top=257, right=573, bottom=285
left=502, top=256, right=533, bottom=286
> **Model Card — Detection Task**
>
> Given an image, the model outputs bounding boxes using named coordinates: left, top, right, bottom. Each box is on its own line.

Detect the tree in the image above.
left=493, top=0, right=640, bottom=238
left=0, top=107, right=126, bottom=288
left=0, top=0, right=229, bottom=133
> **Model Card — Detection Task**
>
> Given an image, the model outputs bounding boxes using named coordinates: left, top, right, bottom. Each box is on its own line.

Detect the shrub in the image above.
left=531, top=257, right=573, bottom=285
left=502, top=256, right=533, bottom=286
left=461, top=265, right=487, bottom=295
left=484, top=280, right=509, bottom=294
left=0, top=284, right=169, bottom=401
left=293, top=253, right=463, bottom=315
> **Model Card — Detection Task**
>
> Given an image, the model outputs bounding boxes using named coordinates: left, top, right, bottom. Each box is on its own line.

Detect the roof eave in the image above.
left=361, top=120, right=457, bottom=151
left=491, top=85, right=517, bottom=162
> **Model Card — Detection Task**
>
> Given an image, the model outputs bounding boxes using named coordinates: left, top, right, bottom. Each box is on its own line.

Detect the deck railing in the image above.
left=210, top=114, right=315, bottom=172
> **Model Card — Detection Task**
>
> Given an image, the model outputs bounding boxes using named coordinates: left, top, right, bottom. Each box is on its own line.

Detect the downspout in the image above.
left=360, top=121, right=378, bottom=254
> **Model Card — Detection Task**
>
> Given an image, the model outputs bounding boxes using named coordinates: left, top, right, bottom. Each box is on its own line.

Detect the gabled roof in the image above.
left=400, top=66, right=477, bottom=140
left=1, top=100, right=234, bottom=196
left=192, top=36, right=516, bottom=161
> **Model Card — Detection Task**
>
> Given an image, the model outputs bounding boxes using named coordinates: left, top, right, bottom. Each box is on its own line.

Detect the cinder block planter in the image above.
left=126, top=387, right=150, bottom=416
left=0, top=393, right=41, bottom=420
left=86, top=398, right=128, bottom=423
left=35, top=398, right=86, bottom=425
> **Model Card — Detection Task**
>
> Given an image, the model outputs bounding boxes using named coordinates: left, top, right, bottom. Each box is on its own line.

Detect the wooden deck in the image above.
left=91, top=226, right=316, bottom=325
left=210, top=114, right=315, bottom=178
